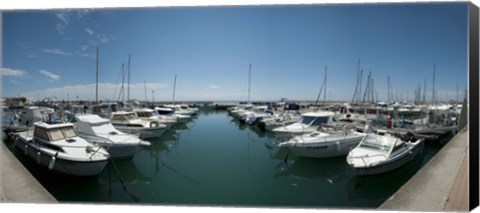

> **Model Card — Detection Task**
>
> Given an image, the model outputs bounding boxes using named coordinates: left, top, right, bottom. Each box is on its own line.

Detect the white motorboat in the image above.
left=135, top=108, right=177, bottom=129
left=277, top=126, right=365, bottom=158
left=110, top=111, right=167, bottom=139
left=258, top=104, right=302, bottom=131
left=272, top=111, right=335, bottom=135
left=75, top=114, right=150, bottom=160
left=243, top=106, right=274, bottom=125
left=346, top=133, right=424, bottom=175
left=165, top=105, right=195, bottom=116
left=229, top=104, right=253, bottom=119
left=154, top=107, right=191, bottom=123
left=12, top=122, right=110, bottom=176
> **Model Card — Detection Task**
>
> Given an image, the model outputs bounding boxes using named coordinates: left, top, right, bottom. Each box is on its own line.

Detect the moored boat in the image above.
left=278, top=126, right=365, bottom=158
left=346, top=133, right=424, bottom=175
left=75, top=114, right=150, bottom=159
left=12, top=122, right=110, bottom=176
left=110, top=111, right=167, bottom=139
left=272, top=111, right=335, bottom=136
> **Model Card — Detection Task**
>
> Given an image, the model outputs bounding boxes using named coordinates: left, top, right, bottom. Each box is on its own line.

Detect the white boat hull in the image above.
left=113, top=125, right=166, bottom=139
left=14, top=137, right=108, bottom=176
left=78, top=134, right=139, bottom=160
left=280, top=135, right=364, bottom=158
left=350, top=141, right=424, bottom=176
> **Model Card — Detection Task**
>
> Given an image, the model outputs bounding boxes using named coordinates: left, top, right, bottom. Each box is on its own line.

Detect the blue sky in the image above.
left=2, top=2, right=468, bottom=102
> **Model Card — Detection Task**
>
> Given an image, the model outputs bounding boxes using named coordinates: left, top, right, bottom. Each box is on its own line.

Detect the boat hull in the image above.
left=78, top=134, right=139, bottom=160
left=281, top=135, right=364, bottom=158
left=351, top=141, right=424, bottom=176
left=113, top=125, right=166, bottom=139
left=14, top=138, right=108, bottom=177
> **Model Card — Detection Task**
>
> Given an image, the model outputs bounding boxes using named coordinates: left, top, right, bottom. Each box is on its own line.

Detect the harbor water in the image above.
left=2, top=109, right=451, bottom=208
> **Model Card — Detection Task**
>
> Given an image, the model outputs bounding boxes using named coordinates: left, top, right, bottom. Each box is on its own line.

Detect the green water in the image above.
left=3, top=109, right=449, bottom=208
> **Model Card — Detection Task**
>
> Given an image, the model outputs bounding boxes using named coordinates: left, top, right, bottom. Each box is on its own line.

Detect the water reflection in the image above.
left=274, top=157, right=351, bottom=183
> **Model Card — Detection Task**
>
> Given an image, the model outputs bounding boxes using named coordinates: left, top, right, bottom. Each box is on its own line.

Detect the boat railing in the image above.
left=349, top=153, right=388, bottom=167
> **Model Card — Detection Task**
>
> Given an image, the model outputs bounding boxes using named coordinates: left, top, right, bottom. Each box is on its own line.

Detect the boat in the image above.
left=134, top=108, right=177, bottom=129
left=243, top=105, right=274, bottom=125
left=272, top=111, right=335, bottom=135
left=346, top=133, right=424, bottom=175
left=11, top=122, right=110, bottom=176
left=110, top=111, right=167, bottom=139
left=154, top=107, right=191, bottom=123
left=258, top=103, right=302, bottom=131
left=277, top=125, right=366, bottom=158
left=75, top=114, right=150, bottom=159
left=165, top=105, right=195, bottom=116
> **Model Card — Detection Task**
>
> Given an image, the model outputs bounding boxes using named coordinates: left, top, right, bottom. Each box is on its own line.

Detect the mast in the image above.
left=423, top=78, right=426, bottom=104
left=432, top=64, right=436, bottom=105
left=323, top=65, right=327, bottom=105
left=248, top=64, right=251, bottom=104
left=351, top=59, right=361, bottom=104
left=121, top=63, right=125, bottom=102
left=387, top=75, right=390, bottom=103
left=128, top=54, right=131, bottom=102
left=96, top=47, right=99, bottom=106
left=144, top=80, right=147, bottom=103
left=172, top=74, right=177, bottom=105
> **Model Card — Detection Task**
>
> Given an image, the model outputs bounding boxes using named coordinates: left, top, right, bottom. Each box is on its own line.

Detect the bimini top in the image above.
left=302, top=111, right=335, bottom=117
left=34, top=121, right=74, bottom=129
left=75, top=114, right=110, bottom=125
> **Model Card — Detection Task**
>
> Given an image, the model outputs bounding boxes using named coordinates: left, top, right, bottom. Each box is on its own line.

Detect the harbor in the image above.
left=0, top=100, right=466, bottom=209
left=1, top=2, right=474, bottom=211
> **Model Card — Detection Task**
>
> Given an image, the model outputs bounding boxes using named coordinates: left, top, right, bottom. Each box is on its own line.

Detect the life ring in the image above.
left=150, top=121, right=159, bottom=128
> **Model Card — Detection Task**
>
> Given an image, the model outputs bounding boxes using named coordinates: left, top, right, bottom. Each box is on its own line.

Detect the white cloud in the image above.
left=9, top=80, right=21, bottom=85
left=39, top=70, right=61, bottom=81
left=85, top=28, right=95, bottom=35
left=43, top=48, right=72, bottom=56
left=1, top=67, right=27, bottom=77
left=21, top=83, right=170, bottom=101
left=208, top=85, right=220, bottom=90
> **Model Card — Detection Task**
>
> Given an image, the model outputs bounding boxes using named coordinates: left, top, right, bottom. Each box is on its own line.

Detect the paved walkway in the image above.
left=0, top=141, right=57, bottom=203
left=379, top=128, right=469, bottom=211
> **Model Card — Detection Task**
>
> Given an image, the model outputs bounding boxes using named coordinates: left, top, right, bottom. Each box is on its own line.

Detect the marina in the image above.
left=1, top=106, right=458, bottom=207
left=0, top=2, right=474, bottom=211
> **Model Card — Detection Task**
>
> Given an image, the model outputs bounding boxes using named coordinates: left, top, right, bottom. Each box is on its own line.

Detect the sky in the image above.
left=1, top=2, right=469, bottom=102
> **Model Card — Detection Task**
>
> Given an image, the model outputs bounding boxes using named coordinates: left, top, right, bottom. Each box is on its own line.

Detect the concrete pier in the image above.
left=0, top=142, right=57, bottom=203
left=379, top=127, right=469, bottom=211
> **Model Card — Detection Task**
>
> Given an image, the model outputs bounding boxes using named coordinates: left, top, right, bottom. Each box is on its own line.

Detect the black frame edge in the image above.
left=469, top=1, right=479, bottom=211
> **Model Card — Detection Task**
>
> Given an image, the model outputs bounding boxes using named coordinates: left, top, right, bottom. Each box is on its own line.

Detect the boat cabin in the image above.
left=298, top=111, right=335, bottom=127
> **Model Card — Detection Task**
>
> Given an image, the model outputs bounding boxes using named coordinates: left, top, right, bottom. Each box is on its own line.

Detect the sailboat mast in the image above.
left=128, top=54, right=131, bottom=102
left=172, top=74, right=177, bottom=105
left=96, top=47, right=99, bottom=106
left=324, top=65, right=327, bottom=105
left=248, top=64, right=251, bottom=104
left=432, top=64, right=436, bottom=104
left=122, top=63, right=125, bottom=102
left=144, top=80, right=147, bottom=103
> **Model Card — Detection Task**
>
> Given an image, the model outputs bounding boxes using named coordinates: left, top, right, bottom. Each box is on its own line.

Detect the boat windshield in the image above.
left=136, top=111, right=153, bottom=118
left=62, top=126, right=77, bottom=138
left=359, top=139, right=391, bottom=153
left=48, top=126, right=77, bottom=141
left=311, top=117, right=330, bottom=126
left=124, top=113, right=138, bottom=120
left=298, top=116, right=316, bottom=125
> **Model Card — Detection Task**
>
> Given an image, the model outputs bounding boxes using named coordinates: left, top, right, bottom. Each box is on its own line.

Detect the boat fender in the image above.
left=24, top=144, right=28, bottom=155
left=37, top=152, right=41, bottom=164
left=150, top=121, right=159, bottom=128
left=48, top=156, right=56, bottom=170
left=336, top=141, right=341, bottom=151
